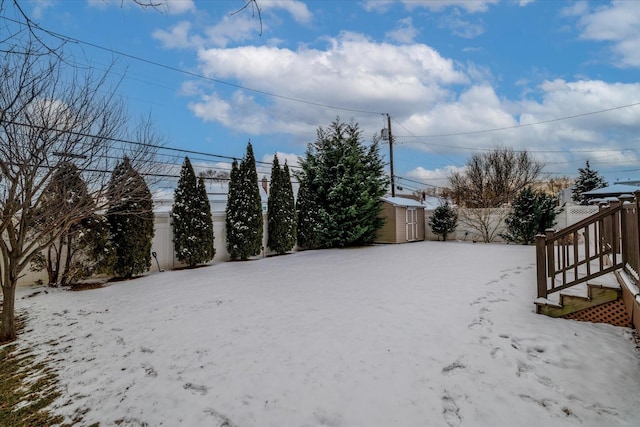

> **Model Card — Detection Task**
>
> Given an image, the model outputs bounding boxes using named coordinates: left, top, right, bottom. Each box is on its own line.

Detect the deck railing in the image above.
left=536, top=190, right=640, bottom=299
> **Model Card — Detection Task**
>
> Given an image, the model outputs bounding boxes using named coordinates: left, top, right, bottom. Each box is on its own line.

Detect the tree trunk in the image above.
left=61, top=234, right=74, bottom=286
left=0, top=284, right=17, bottom=342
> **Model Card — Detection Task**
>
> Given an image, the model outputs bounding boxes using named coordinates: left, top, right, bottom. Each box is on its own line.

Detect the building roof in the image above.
left=583, top=183, right=640, bottom=197
left=382, top=196, right=427, bottom=208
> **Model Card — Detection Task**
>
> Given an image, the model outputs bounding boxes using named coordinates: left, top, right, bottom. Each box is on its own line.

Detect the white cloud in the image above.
left=153, top=21, right=203, bottom=49
left=390, top=78, right=640, bottom=182
left=260, top=152, right=302, bottom=169
left=153, top=13, right=262, bottom=49
left=189, top=33, right=468, bottom=135
left=363, top=0, right=506, bottom=13
left=162, top=0, right=195, bottom=15
left=439, top=11, right=485, bottom=38
left=386, top=17, right=419, bottom=44
left=30, top=0, right=54, bottom=20
left=203, top=14, right=261, bottom=48
left=87, top=0, right=194, bottom=14
left=260, top=0, right=312, bottom=24
left=401, top=0, right=499, bottom=13
left=407, top=165, right=463, bottom=188
left=361, top=0, right=395, bottom=13
left=560, top=0, right=588, bottom=17
left=576, top=1, right=640, bottom=67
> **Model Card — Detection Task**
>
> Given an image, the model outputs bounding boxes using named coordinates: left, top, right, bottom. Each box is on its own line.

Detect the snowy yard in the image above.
left=16, top=241, right=640, bottom=426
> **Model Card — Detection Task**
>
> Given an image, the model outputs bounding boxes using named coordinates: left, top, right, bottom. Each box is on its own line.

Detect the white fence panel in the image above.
left=425, top=204, right=600, bottom=243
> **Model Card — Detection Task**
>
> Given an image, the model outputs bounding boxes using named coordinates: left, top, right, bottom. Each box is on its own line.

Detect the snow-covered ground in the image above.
left=16, top=241, right=640, bottom=426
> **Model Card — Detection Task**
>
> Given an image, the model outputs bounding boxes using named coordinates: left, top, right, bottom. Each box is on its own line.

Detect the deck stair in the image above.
left=535, top=193, right=640, bottom=328
left=534, top=273, right=630, bottom=325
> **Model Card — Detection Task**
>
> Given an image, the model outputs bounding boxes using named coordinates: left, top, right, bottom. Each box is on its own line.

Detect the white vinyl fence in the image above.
left=424, top=204, right=599, bottom=242
left=18, top=204, right=598, bottom=286
left=151, top=211, right=272, bottom=271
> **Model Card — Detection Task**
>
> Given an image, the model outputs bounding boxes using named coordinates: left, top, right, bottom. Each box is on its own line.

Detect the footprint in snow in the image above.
left=183, top=382, right=209, bottom=395
left=141, top=363, right=157, bottom=377
left=204, top=408, right=236, bottom=427
left=490, top=347, right=504, bottom=359
left=441, top=359, right=466, bottom=375
left=441, top=392, right=462, bottom=427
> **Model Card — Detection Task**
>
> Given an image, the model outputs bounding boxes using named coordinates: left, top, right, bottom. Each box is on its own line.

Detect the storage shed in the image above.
left=375, top=197, right=426, bottom=244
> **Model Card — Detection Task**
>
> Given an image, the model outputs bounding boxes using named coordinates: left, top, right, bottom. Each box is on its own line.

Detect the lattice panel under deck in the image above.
left=562, top=299, right=632, bottom=327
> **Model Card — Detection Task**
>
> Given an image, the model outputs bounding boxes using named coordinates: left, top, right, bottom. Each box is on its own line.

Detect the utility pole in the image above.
left=387, top=113, right=395, bottom=197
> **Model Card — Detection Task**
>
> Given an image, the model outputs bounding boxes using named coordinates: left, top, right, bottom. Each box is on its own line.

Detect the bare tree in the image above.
left=448, top=147, right=544, bottom=208
left=0, top=39, right=159, bottom=342
left=1, top=0, right=263, bottom=46
left=457, top=208, right=508, bottom=243
left=199, top=169, right=231, bottom=182
left=542, top=176, right=573, bottom=197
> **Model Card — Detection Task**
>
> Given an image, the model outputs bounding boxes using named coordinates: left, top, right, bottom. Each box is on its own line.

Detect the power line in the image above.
left=394, top=102, right=640, bottom=141
left=2, top=118, right=303, bottom=171
left=0, top=14, right=385, bottom=117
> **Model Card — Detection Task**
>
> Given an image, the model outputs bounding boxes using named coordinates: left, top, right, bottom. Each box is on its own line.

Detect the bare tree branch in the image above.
left=231, top=0, right=263, bottom=36
left=0, top=36, right=161, bottom=341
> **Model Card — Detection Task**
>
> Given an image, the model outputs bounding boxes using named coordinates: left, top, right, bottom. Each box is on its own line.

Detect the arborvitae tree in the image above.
left=226, top=142, right=264, bottom=260
left=572, top=161, right=607, bottom=205
left=267, top=155, right=297, bottom=254
left=226, top=159, right=242, bottom=259
left=502, top=187, right=560, bottom=245
left=428, top=202, right=458, bottom=241
left=196, top=176, right=216, bottom=262
left=106, top=158, right=155, bottom=279
left=31, top=162, right=104, bottom=286
left=281, top=162, right=297, bottom=248
left=172, top=157, right=215, bottom=267
left=297, top=118, right=389, bottom=248
left=296, top=175, right=323, bottom=250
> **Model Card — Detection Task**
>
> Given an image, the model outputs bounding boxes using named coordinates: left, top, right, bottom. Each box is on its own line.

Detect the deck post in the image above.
left=545, top=229, right=555, bottom=278
left=634, top=191, right=640, bottom=283
left=619, top=194, right=634, bottom=266
left=536, top=233, right=548, bottom=299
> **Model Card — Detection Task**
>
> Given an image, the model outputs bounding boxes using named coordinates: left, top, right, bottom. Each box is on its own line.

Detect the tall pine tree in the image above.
left=297, top=118, right=388, bottom=248
left=572, top=161, right=607, bottom=205
left=267, top=155, right=297, bottom=254
left=106, top=158, right=155, bottom=279
left=173, top=157, right=215, bottom=267
left=226, top=142, right=264, bottom=260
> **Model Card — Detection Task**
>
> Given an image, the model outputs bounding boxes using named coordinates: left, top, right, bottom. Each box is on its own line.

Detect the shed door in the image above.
left=406, top=208, right=417, bottom=241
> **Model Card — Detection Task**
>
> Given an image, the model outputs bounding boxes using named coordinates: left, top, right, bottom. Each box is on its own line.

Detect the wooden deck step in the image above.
left=535, top=276, right=621, bottom=318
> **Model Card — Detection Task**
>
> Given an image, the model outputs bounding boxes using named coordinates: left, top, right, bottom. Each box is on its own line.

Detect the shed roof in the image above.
left=382, top=196, right=427, bottom=208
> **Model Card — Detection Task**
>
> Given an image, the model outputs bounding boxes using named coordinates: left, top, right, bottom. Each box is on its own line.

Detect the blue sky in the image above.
left=8, top=0, right=640, bottom=192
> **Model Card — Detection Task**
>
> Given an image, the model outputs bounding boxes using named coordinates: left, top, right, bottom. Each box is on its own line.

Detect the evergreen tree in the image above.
left=502, top=187, right=560, bottom=245
left=281, top=162, right=297, bottom=248
left=31, top=162, right=105, bottom=285
left=572, top=161, right=607, bottom=205
left=297, top=118, right=389, bottom=248
left=225, top=143, right=264, bottom=260
left=267, top=155, right=297, bottom=254
left=428, top=202, right=458, bottom=241
left=296, top=174, right=323, bottom=250
left=106, top=158, right=155, bottom=279
left=226, top=159, right=242, bottom=259
left=172, top=157, right=215, bottom=267
left=196, top=175, right=216, bottom=261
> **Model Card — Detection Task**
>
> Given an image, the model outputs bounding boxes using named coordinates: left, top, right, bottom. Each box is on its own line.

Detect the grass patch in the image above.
left=0, top=315, right=72, bottom=426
